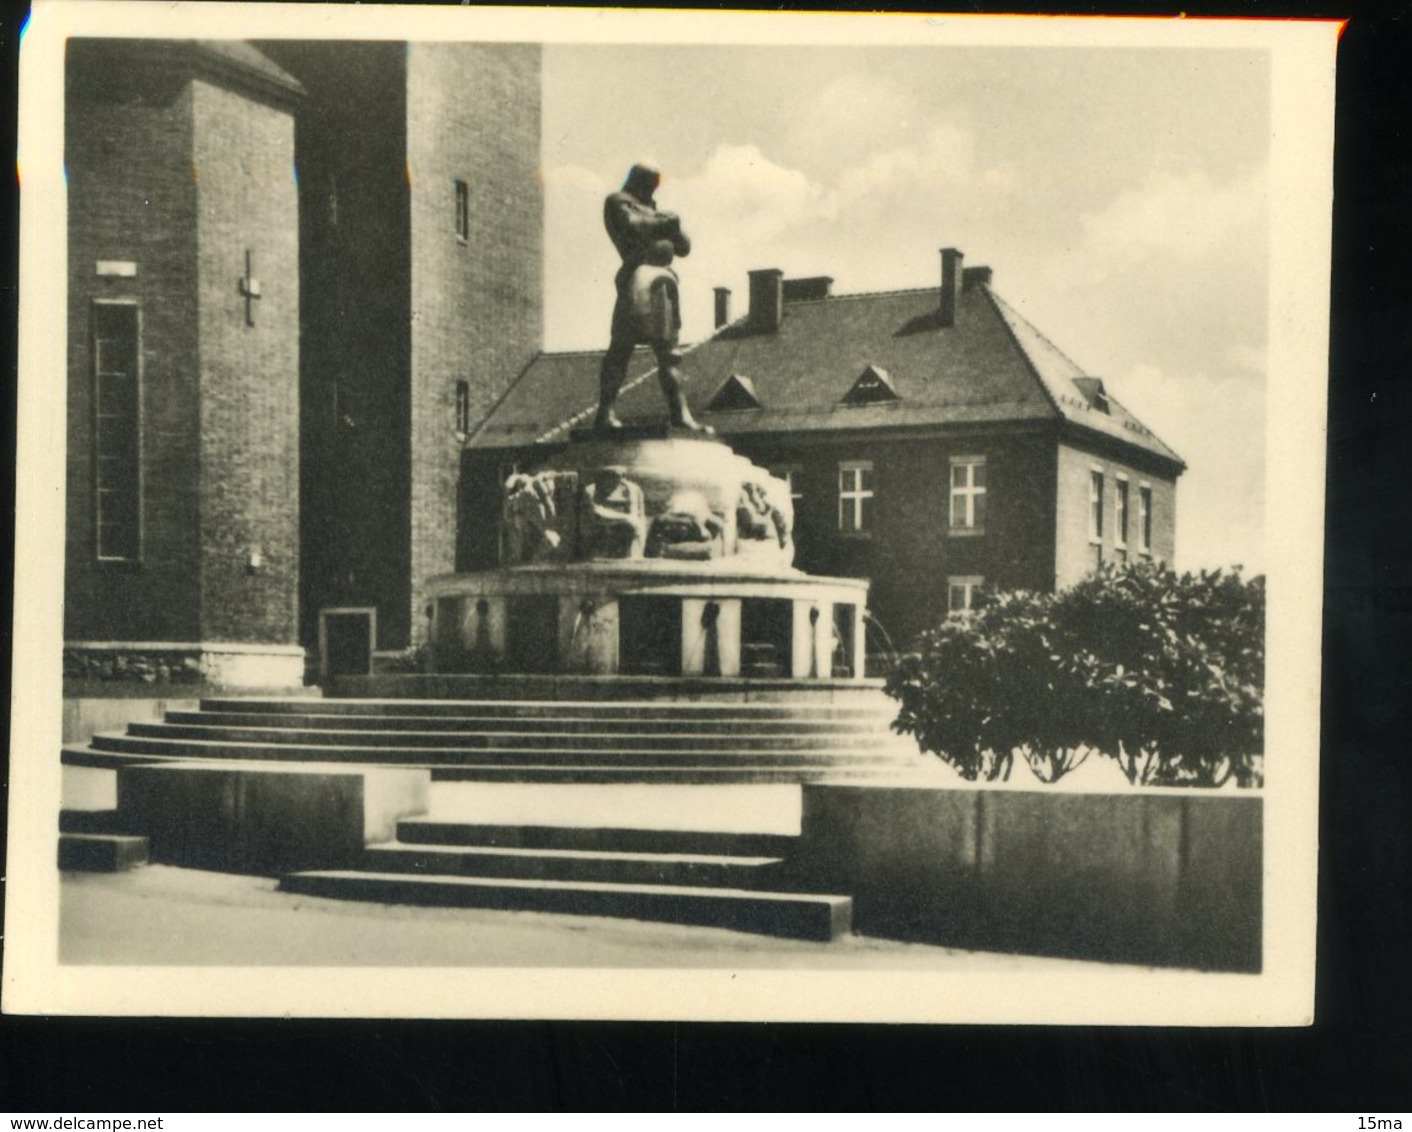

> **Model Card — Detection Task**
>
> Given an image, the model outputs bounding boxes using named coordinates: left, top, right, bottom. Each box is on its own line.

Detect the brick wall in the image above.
left=465, top=425, right=1061, bottom=652
left=65, top=48, right=203, bottom=642
left=1055, top=437, right=1179, bottom=590
left=733, top=429, right=1059, bottom=649
left=405, top=43, right=543, bottom=645
left=191, top=79, right=301, bottom=645
left=269, top=43, right=414, bottom=649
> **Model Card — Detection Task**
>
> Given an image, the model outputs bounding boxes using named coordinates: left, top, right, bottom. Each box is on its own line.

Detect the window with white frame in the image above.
left=1089, top=468, right=1105, bottom=542
left=837, top=461, right=874, bottom=535
left=949, top=455, right=986, bottom=533
left=1115, top=477, right=1130, bottom=548
left=1138, top=485, right=1153, bottom=554
left=948, top=576, right=984, bottom=614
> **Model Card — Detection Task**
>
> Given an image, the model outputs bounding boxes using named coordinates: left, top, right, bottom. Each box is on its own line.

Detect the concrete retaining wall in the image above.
left=117, top=763, right=429, bottom=875
left=792, top=784, right=1262, bottom=971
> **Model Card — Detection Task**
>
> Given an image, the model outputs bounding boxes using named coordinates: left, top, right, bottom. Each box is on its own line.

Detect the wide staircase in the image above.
left=64, top=694, right=924, bottom=783
left=61, top=691, right=936, bottom=942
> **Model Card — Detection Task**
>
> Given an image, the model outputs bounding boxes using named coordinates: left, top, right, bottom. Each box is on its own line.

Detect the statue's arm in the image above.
left=607, top=195, right=689, bottom=254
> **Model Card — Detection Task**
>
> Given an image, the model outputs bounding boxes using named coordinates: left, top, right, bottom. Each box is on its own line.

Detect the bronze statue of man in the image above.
left=594, top=162, right=711, bottom=434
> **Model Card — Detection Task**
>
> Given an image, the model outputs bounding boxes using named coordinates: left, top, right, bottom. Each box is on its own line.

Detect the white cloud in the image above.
left=1077, top=168, right=1267, bottom=279
left=836, top=123, right=979, bottom=206
left=786, top=71, right=923, bottom=168
left=669, top=144, right=837, bottom=246
left=542, top=163, right=607, bottom=194
left=1113, top=362, right=1266, bottom=576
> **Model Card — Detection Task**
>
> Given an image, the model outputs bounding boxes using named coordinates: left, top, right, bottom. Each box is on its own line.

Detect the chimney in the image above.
left=781, top=276, right=833, bottom=303
left=940, top=247, right=963, bottom=326
left=713, top=286, right=731, bottom=329
left=963, top=265, right=992, bottom=290
left=748, top=268, right=784, bottom=332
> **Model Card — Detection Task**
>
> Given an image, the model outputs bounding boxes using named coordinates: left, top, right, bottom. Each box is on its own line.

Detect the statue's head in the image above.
left=623, top=162, right=662, bottom=202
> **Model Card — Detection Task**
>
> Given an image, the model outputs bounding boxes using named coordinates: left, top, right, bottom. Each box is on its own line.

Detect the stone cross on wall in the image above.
left=237, top=249, right=262, bottom=326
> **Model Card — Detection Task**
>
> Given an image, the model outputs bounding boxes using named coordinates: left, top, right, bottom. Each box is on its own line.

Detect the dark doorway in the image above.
left=832, top=603, right=856, bottom=678
left=740, top=598, right=793, bottom=678
left=321, top=608, right=375, bottom=678
left=619, top=596, right=682, bottom=677
left=504, top=595, right=560, bottom=673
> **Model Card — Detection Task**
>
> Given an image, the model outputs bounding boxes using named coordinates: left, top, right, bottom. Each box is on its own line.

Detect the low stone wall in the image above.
left=791, top=784, right=1262, bottom=972
left=116, top=763, right=430, bottom=875
left=64, top=641, right=308, bottom=694
left=63, top=696, right=202, bottom=743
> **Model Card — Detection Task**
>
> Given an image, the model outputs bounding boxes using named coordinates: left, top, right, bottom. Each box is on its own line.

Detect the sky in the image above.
left=540, top=44, right=1270, bottom=576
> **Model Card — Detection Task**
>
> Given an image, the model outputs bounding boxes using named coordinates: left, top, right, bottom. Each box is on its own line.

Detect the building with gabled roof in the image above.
left=462, top=250, right=1185, bottom=649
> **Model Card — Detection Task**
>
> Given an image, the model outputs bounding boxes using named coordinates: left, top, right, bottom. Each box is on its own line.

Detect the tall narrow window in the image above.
left=1139, top=485, right=1153, bottom=554
left=454, top=179, right=470, bottom=243
left=1089, top=469, right=1105, bottom=542
left=837, top=461, right=874, bottom=535
left=1115, top=477, right=1130, bottom=548
left=92, top=301, right=141, bottom=561
left=949, top=455, right=986, bottom=533
left=455, top=379, right=471, bottom=437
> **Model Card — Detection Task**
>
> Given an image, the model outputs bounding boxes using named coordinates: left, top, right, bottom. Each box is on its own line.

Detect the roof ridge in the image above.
left=784, top=285, right=939, bottom=305
left=988, top=291, right=1184, bottom=466
left=987, top=290, right=1089, bottom=375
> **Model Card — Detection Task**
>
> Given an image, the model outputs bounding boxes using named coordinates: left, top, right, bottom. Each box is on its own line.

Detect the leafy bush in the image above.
left=885, top=561, right=1264, bottom=787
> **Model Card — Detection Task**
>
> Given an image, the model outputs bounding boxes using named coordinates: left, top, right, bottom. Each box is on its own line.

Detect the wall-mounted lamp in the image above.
left=246, top=545, right=265, bottom=574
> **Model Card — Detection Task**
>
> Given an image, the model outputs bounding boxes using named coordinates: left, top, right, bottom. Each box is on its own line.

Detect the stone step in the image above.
left=322, top=675, right=889, bottom=706
left=59, top=808, right=125, bottom=834
left=398, top=819, right=799, bottom=858
left=278, top=870, right=852, bottom=941
left=58, top=833, right=149, bottom=872
left=424, top=765, right=905, bottom=785
left=166, top=709, right=892, bottom=736
left=363, top=841, right=786, bottom=887
left=127, top=721, right=901, bottom=753
left=203, top=696, right=892, bottom=722
left=90, top=733, right=908, bottom=769
left=63, top=742, right=907, bottom=784
left=62, top=744, right=170, bottom=770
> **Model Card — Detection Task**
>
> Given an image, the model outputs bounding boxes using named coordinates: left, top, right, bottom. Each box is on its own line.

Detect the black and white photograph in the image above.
left=5, top=2, right=1333, bottom=1023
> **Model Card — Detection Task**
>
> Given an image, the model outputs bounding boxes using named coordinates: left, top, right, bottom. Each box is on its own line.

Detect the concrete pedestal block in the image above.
left=59, top=833, right=150, bottom=872
left=117, top=762, right=430, bottom=875
left=791, top=784, right=1263, bottom=971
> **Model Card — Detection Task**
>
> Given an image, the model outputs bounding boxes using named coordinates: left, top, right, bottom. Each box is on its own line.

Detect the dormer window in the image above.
left=705, top=373, right=762, bottom=413
left=841, top=364, right=899, bottom=406
left=1073, top=376, right=1111, bottom=414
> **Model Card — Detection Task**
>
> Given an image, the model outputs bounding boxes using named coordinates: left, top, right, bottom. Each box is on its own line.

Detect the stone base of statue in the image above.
left=426, top=434, right=869, bottom=681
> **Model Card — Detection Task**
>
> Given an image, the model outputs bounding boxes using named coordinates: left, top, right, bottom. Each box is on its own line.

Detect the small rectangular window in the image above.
left=948, top=576, right=984, bottom=615
left=949, top=455, right=986, bottom=533
left=838, top=461, right=874, bottom=535
left=92, top=301, right=141, bottom=562
left=1089, top=469, right=1105, bottom=542
left=454, top=179, right=470, bottom=243
left=1139, top=485, right=1153, bottom=554
left=1115, top=477, right=1129, bottom=547
left=455, top=379, right=471, bottom=437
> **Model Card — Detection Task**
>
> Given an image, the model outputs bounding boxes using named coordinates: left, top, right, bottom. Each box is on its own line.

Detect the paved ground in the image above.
left=60, top=865, right=1128, bottom=971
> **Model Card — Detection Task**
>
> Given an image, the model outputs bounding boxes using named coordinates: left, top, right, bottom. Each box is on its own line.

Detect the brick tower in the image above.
left=260, top=42, right=544, bottom=659
left=64, top=40, right=306, bottom=687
